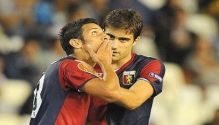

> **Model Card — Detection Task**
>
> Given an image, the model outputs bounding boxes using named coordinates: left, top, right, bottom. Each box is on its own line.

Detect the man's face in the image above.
left=105, top=27, right=135, bottom=62
left=81, top=23, right=106, bottom=52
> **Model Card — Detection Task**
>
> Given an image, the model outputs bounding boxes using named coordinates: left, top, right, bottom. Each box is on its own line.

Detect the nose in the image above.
left=103, top=34, right=110, bottom=41
left=111, top=39, right=119, bottom=50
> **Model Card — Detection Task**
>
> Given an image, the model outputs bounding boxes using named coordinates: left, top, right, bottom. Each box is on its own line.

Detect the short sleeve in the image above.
left=59, top=59, right=97, bottom=91
left=138, top=60, right=165, bottom=97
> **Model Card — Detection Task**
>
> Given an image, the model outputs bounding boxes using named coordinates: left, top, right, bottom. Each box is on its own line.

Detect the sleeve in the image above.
left=138, top=59, right=165, bottom=97
left=59, top=60, right=97, bottom=91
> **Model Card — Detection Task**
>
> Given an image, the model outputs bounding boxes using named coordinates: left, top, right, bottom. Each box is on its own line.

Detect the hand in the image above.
left=96, top=40, right=112, bottom=64
left=84, top=41, right=112, bottom=65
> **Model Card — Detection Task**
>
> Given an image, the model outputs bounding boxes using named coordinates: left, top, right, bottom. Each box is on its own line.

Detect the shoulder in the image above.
left=59, top=58, right=79, bottom=68
left=135, top=54, right=158, bottom=61
left=134, top=54, right=165, bottom=75
left=75, top=60, right=96, bottom=74
left=135, top=54, right=164, bottom=67
left=59, top=58, right=95, bottom=74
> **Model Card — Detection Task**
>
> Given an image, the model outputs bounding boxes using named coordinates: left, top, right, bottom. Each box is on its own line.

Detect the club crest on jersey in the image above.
left=123, top=71, right=136, bottom=85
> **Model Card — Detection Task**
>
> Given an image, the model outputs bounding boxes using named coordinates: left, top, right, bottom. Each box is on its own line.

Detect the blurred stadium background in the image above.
left=0, top=0, right=219, bottom=125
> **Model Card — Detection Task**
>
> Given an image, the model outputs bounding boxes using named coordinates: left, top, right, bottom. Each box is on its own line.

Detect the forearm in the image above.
left=81, top=62, right=120, bottom=102
left=98, top=61, right=120, bottom=90
left=115, top=88, right=141, bottom=110
left=115, top=82, right=154, bottom=110
left=81, top=78, right=120, bottom=102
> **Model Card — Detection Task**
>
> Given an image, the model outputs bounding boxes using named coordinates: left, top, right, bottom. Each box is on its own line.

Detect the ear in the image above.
left=69, top=39, right=82, bottom=49
left=133, top=41, right=136, bottom=46
left=135, top=36, right=140, bottom=41
left=133, top=36, right=140, bottom=46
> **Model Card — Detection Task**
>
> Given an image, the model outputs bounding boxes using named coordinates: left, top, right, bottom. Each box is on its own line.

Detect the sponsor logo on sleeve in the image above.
left=77, top=63, right=89, bottom=72
left=77, top=63, right=96, bottom=75
left=96, top=73, right=103, bottom=77
left=149, top=72, right=163, bottom=82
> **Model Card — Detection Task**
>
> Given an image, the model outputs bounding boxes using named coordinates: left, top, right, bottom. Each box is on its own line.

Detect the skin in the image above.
left=105, top=27, right=135, bottom=69
left=68, top=23, right=154, bottom=109
left=68, top=23, right=120, bottom=102
left=71, top=23, right=108, bottom=65
left=81, top=23, right=106, bottom=53
left=104, top=26, right=154, bottom=109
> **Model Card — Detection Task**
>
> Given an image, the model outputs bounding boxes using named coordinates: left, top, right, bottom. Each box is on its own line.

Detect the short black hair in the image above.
left=104, top=9, right=143, bottom=40
left=59, top=18, right=98, bottom=55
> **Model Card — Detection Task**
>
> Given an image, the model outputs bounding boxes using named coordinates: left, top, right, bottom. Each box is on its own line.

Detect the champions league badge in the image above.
left=149, top=72, right=163, bottom=82
left=77, top=63, right=89, bottom=72
left=123, top=71, right=136, bottom=85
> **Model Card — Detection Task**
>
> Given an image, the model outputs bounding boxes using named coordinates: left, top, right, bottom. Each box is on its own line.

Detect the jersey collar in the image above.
left=116, top=53, right=136, bottom=74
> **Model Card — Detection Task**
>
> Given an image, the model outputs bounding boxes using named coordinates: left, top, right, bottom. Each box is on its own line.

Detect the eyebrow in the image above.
left=89, top=28, right=100, bottom=31
left=106, top=33, right=131, bottom=41
left=90, top=28, right=99, bottom=30
left=118, top=37, right=130, bottom=41
left=106, top=33, right=115, bottom=39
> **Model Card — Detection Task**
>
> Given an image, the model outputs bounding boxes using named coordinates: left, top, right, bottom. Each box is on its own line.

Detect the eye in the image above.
left=91, top=31, right=97, bottom=36
left=107, top=34, right=115, bottom=40
left=109, top=36, right=114, bottom=40
left=118, top=38, right=129, bottom=42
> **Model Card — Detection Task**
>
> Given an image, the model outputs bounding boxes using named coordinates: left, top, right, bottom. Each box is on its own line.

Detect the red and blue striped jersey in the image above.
left=88, top=53, right=165, bottom=125
left=29, top=57, right=97, bottom=125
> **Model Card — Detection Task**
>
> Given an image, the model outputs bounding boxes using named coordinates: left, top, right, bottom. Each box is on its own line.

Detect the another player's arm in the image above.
left=81, top=62, right=120, bottom=103
left=116, top=80, right=153, bottom=110
left=115, top=60, right=165, bottom=110
left=80, top=41, right=120, bottom=102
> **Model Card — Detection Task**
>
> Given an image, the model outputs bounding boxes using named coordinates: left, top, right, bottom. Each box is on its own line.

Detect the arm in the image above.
left=116, top=80, right=154, bottom=110
left=115, top=60, right=165, bottom=110
left=80, top=62, right=120, bottom=103
left=80, top=41, right=120, bottom=102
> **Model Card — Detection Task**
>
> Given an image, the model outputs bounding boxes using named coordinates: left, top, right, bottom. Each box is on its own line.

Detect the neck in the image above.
left=112, top=53, right=132, bottom=69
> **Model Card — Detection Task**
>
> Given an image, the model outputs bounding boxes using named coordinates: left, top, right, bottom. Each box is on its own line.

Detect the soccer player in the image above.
left=89, top=9, right=165, bottom=125
left=29, top=18, right=121, bottom=125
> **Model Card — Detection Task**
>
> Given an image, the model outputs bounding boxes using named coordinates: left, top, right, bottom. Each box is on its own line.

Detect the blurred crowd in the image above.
left=0, top=0, right=219, bottom=125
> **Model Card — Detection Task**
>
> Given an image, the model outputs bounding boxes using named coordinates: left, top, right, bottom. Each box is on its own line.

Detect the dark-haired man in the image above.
left=89, top=9, right=165, bottom=125
left=29, top=18, right=121, bottom=125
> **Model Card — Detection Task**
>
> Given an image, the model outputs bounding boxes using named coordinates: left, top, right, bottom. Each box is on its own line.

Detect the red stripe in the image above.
left=55, top=93, right=91, bottom=125
left=140, top=60, right=162, bottom=83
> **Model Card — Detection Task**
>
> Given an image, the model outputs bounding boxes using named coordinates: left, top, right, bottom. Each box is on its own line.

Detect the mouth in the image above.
left=112, top=51, right=119, bottom=56
left=113, top=51, right=119, bottom=54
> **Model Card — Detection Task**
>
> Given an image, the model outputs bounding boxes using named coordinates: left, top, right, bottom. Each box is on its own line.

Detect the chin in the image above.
left=112, top=57, right=119, bottom=62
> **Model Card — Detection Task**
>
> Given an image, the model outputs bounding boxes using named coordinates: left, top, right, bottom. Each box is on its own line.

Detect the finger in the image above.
left=106, top=42, right=112, bottom=59
left=97, top=41, right=108, bottom=53
left=106, top=41, right=112, bottom=55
